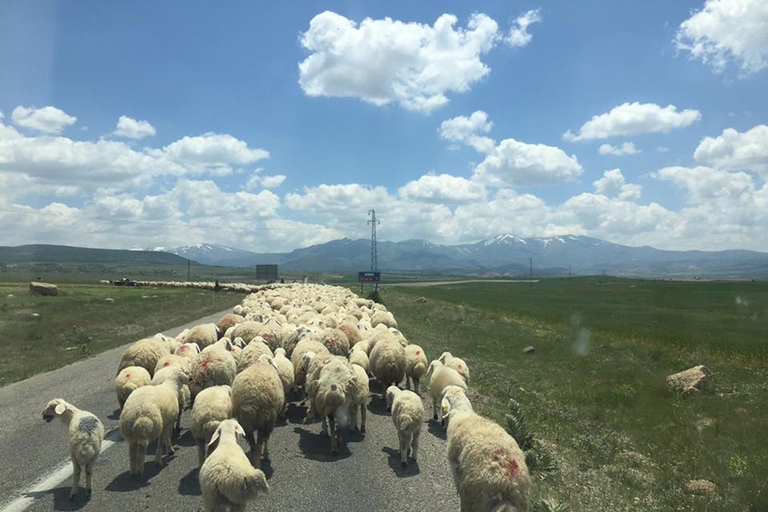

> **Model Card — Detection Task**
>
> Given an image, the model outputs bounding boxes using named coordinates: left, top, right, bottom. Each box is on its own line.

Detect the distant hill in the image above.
left=0, top=244, right=192, bottom=265
left=157, top=236, right=768, bottom=278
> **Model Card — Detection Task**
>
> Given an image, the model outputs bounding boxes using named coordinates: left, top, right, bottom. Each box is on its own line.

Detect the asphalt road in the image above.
left=0, top=308, right=460, bottom=512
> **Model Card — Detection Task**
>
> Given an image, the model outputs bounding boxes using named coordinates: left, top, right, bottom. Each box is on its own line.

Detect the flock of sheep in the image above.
left=42, top=283, right=532, bottom=512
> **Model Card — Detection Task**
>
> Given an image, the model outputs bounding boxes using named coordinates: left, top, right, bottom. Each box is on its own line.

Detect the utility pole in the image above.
left=368, top=209, right=380, bottom=291
left=529, top=257, right=533, bottom=280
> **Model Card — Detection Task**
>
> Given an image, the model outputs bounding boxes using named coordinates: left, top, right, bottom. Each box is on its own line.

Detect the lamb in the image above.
left=369, top=335, right=406, bottom=393
left=439, top=351, right=470, bottom=383
left=307, top=356, right=357, bottom=454
left=446, top=410, right=531, bottom=512
left=348, top=346, right=369, bottom=373
left=199, top=419, right=269, bottom=512
left=347, top=363, right=369, bottom=433
left=152, top=365, right=192, bottom=435
left=231, top=356, right=285, bottom=468
left=119, top=366, right=189, bottom=478
left=272, top=347, right=295, bottom=399
left=115, top=366, right=151, bottom=410
left=440, top=385, right=473, bottom=427
left=42, top=399, right=104, bottom=499
left=191, top=385, right=233, bottom=466
left=189, top=346, right=237, bottom=400
left=117, top=337, right=170, bottom=378
left=404, top=344, right=428, bottom=392
left=385, top=387, right=424, bottom=467
left=426, top=360, right=468, bottom=421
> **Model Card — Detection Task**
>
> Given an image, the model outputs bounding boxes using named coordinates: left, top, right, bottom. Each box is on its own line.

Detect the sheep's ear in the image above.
left=208, top=428, right=221, bottom=448
left=426, top=361, right=436, bottom=377
left=54, top=402, right=67, bottom=415
left=234, top=423, right=245, bottom=437
left=441, top=399, right=451, bottom=420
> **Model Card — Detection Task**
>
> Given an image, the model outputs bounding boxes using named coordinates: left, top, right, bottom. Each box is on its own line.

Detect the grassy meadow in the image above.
left=0, top=282, right=243, bottom=386
left=384, top=278, right=768, bottom=512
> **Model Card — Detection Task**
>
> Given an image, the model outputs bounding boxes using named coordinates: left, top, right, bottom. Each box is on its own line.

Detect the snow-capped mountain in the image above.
left=155, top=235, right=768, bottom=277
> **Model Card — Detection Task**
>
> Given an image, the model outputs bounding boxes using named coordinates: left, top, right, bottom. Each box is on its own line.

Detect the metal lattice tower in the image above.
left=368, top=209, right=380, bottom=271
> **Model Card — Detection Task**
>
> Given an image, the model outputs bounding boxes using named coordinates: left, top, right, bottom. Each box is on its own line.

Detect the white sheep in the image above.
left=174, top=342, right=201, bottom=361
left=426, top=360, right=468, bottom=421
left=152, top=365, right=192, bottom=435
left=439, top=351, right=470, bottom=383
left=291, top=339, right=329, bottom=395
left=117, top=337, right=170, bottom=378
left=189, top=346, right=237, bottom=400
left=440, top=385, right=473, bottom=427
left=231, top=356, right=285, bottom=468
left=191, top=385, right=233, bottom=466
left=369, top=335, right=406, bottom=393
left=385, top=386, right=424, bottom=467
left=199, top=419, right=269, bottom=512
left=347, top=363, right=369, bottom=433
left=371, top=310, right=397, bottom=329
left=446, top=410, right=532, bottom=512
left=42, top=399, right=104, bottom=499
left=115, top=366, right=151, bottom=410
left=320, top=327, right=350, bottom=356
left=235, top=338, right=273, bottom=374
left=185, top=323, right=221, bottom=349
left=119, top=366, right=189, bottom=478
left=272, top=347, right=295, bottom=400
left=307, top=356, right=356, bottom=454
left=404, top=344, right=428, bottom=392
left=348, top=346, right=369, bottom=373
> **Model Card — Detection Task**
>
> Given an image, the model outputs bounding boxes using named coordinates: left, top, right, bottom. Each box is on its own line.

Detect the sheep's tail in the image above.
left=398, top=413, right=420, bottom=434
left=223, top=468, right=269, bottom=502
left=131, top=417, right=155, bottom=441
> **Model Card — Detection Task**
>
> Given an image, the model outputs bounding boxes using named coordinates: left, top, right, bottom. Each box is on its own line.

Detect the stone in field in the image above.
left=29, top=282, right=58, bottom=296
left=685, top=479, right=717, bottom=496
left=523, top=346, right=535, bottom=354
left=666, top=365, right=710, bottom=395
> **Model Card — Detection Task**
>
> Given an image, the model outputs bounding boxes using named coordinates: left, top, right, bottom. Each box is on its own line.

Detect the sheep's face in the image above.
left=385, top=386, right=399, bottom=411
left=42, top=399, right=67, bottom=422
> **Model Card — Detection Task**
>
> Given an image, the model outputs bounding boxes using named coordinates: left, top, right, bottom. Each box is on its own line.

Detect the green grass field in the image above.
left=0, top=282, right=244, bottom=386
left=384, top=278, right=768, bottom=512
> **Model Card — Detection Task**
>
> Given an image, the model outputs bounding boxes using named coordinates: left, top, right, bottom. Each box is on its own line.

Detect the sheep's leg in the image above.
left=128, top=442, right=137, bottom=475
left=197, top=441, right=206, bottom=467
left=155, top=434, right=164, bottom=466
left=260, top=426, right=273, bottom=460
left=136, top=441, right=148, bottom=479
left=411, top=428, right=421, bottom=461
left=174, top=410, right=182, bottom=437
left=70, top=461, right=81, bottom=499
left=414, top=377, right=420, bottom=394
left=244, top=430, right=258, bottom=467
left=321, top=416, right=328, bottom=436
left=164, top=422, right=176, bottom=456
left=329, top=416, right=338, bottom=455
left=85, top=462, right=93, bottom=494
left=349, top=405, right=357, bottom=433
left=433, top=398, right=439, bottom=421
left=398, top=431, right=407, bottom=467
left=360, top=404, right=367, bottom=433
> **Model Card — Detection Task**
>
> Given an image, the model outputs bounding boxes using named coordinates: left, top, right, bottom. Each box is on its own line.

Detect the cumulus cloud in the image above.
left=298, top=11, right=500, bottom=112
left=505, top=9, right=541, bottom=47
left=11, top=105, right=77, bottom=134
left=564, top=102, right=701, bottom=141
left=593, top=169, right=642, bottom=200
left=598, top=142, right=640, bottom=156
left=438, top=111, right=495, bottom=152
left=693, top=124, right=768, bottom=178
left=159, top=133, right=268, bottom=172
left=472, top=138, right=583, bottom=186
left=675, top=0, right=768, bottom=75
left=398, top=173, right=486, bottom=203
left=113, top=115, right=156, bottom=139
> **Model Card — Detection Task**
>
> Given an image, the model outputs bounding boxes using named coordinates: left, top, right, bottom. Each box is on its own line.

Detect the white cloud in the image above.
left=675, top=0, right=768, bottom=75
left=593, top=169, right=642, bottom=200
left=505, top=9, right=541, bottom=47
left=398, top=173, right=486, bottom=203
left=693, top=125, right=768, bottom=178
left=113, top=115, right=156, bottom=139
left=11, top=105, right=77, bottom=134
left=438, top=111, right=495, bottom=152
left=298, top=11, right=500, bottom=112
left=260, top=174, right=286, bottom=189
left=159, top=133, right=268, bottom=172
left=472, top=138, right=583, bottom=186
left=598, top=142, right=640, bottom=156
left=657, top=146, right=670, bottom=153
left=564, top=102, right=701, bottom=141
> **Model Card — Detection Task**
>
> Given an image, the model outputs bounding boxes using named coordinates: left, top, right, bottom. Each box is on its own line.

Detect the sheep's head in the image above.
left=42, top=399, right=70, bottom=423
left=426, top=360, right=443, bottom=377
left=438, top=352, right=452, bottom=364
left=385, top=386, right=400, bottom=411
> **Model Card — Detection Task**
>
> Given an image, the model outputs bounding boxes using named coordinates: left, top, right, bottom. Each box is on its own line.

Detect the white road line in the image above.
left=0, top=430, right=120, bottom=512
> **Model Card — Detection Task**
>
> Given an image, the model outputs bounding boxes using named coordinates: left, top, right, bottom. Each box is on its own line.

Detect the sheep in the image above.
left=117, top=337, right=170, bottom=378
left=115, top=366, right=151, bottom=410
left=174, top=342, right=201, bottom=361
left=440, top=385, right=473, bottom=428
left=185, top=323, right=221, bottom=349
left=229, top=321, right=264, bottom=344
left=152, top=365, right=192, bottom=435
left=42, top=399, right=104, bottom=499
left=291, top=339, right=330, bottom=394
left=155, top=354, right=192, bottom=374
left=272, top=347, right=295, bottom=400
left=337, top=322, right=361, bottom=347
left=371, top=310, right=397, bottom=329
left=404, top=344, right=428, bottom=392
left=307, top=356, right=357, bottom=454
left=191, top=385, right=233, bottom=467
left=348, top=346, right=369, bottom=373
left=199, top=419, right=269, bottom=512
left=217, top=313, right=244, bottom=334
left=369, top=335, right=406, bottom=393
left=426, top=360, right=468, bottom=421
left=231, top=356, right=285, bottom=468
left=119, top=366, right=189, bottom=478
left=320, top=328, right=350, bottom=356
left=385, top=387, right=424, bottom=467
left=348, top=363, right=369, bottom=434
left=236, top=338, right=273, bottom=373
left=439, top=351, right=470, bottom=383
left=202, top=337, right=234, bottom=354
left=154, top=333, right=181, bottom=354
left=189, top=346, right=237, bottom=400
left=446, top=410, right=532, bottom=512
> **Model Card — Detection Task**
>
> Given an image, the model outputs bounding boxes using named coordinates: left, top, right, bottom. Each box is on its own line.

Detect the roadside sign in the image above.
left=358, top=271, right=381, bottom=283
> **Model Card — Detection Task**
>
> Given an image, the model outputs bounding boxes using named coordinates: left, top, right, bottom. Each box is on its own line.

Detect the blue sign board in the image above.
left=358, top=272, right=381, bottom=283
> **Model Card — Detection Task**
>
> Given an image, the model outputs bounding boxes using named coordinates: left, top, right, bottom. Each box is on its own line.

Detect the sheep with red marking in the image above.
left=404, top=344, right=428, bottom=392
left=189, top=344, right=237, bottom=400
left=439, top=351, right=470, bottom=384
left=117, top=337, right=170, bottom=378
left=115, top=366, right=151, bottom=410
left=426, top=360, right=468, bottom=422
left=445, top=409, right=532, bottom=512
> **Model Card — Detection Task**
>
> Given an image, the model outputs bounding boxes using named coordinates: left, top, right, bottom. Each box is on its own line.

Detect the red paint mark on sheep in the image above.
left=504, top=458, right=520, bottom=479
left=125, top=373, right=130, bottom=378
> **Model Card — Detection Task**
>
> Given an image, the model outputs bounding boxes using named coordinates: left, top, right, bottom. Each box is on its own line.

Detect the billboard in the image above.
left=256, top=264, right=279, bottom=281
left=358, top=271, right=381, bottom=283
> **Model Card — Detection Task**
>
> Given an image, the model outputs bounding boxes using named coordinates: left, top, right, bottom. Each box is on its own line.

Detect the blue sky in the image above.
left=1, top=0, right=767, bottom=252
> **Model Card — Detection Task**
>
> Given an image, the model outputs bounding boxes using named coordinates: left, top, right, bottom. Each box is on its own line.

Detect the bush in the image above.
left=505, top=398, right=558, bottom=476
left=366, top=289, right=384, bottom=305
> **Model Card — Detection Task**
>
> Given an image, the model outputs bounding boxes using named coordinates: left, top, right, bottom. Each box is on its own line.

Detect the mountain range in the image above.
left=155, top=235, right=768, bottom=278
